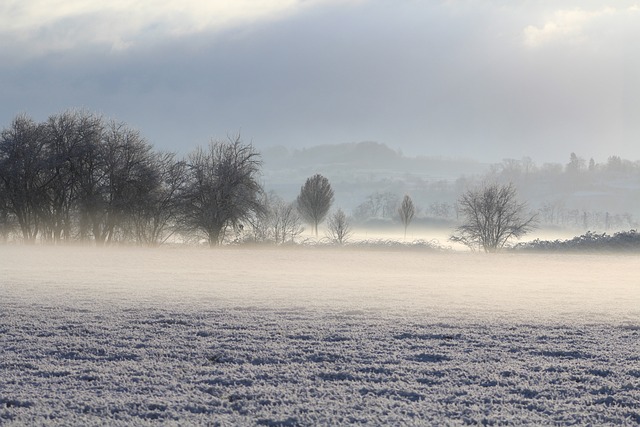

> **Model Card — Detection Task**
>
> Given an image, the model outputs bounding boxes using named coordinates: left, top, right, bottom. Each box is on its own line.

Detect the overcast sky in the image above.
left=1, top=0, right=639, bottom=163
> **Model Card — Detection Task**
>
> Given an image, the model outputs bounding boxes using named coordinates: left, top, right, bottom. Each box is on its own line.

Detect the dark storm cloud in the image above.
left=1, top=1, right=639, bottom=162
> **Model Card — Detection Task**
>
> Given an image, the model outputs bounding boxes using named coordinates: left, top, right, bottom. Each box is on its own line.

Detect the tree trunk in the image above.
left=208, top=227, right=222, bottom=247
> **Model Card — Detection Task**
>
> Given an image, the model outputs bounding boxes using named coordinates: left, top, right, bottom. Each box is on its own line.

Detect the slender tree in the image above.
left=398, top=194, right=415, bottom=239
left=327, top=208, right=351, bottom=244
left=296, top=174, right=334, bottom=237
left=450, top=183, right=537, bottom=252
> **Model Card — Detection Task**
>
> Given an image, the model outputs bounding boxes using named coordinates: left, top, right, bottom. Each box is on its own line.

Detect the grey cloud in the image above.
left=1, top=1, right=639, bottom=163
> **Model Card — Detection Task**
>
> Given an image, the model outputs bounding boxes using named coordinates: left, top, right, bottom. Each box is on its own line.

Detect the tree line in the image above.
left=351, top=151, right=639, bottom=232
left=3, top=110, right=626, bottom=252
left=0, top=111, right=341, bottom=246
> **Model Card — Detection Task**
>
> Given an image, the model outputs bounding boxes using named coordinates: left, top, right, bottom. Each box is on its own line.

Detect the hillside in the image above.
left=261, top=141, right=488, bottom=211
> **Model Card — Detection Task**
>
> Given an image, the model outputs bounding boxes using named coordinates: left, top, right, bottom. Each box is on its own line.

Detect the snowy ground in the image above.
left=1, top=246, right=639, bottom=425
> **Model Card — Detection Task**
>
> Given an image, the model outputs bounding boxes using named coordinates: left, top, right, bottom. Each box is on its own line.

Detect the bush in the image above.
left=513, top=230, right=640, bottom=252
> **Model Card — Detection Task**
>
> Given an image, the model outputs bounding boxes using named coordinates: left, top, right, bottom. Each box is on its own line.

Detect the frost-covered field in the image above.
left=1, top=246, right=639, bottom=425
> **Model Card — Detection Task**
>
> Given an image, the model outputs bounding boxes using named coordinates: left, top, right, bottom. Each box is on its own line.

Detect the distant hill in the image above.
left=261, top=141, right=488, bottom=210
left=262, top=141, right=487, bottom=178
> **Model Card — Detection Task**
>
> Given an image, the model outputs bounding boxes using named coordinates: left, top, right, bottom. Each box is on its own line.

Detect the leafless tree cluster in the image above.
left=428, top=201, right=454, bottom=219
left=451, top=183, right=537, bottom=252
left=0, top=111, right=264, bottom=246
left=268, top=196, right=305, bottom=244
left=485, top=154, right=640, bottom=226
left=539, top=200, right=635, bottom=231
left=353, top=191, right=399, bottom=221
left=0, top=111, right=175, bottom=245
left=347, top=153, right=640, bottom=234
left=247, top=192, right=304, bottom=244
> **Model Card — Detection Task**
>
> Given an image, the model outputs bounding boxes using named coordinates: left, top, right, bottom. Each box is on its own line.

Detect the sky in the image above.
left=1, top=0, right=639, bottom=163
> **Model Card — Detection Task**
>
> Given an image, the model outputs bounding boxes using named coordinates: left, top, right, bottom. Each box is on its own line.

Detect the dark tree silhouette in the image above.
left=129, top=152, right=186, bottom=246
left=0, top=182, right=12, bottom=242
left=0, top=115, right=48, bottom=243
left=180, top=136, right=264, bottom=246
left=327, top=208, right=351, bottom=244
left=42, top=110, right=103, bottom=243
left=80, top=120, right=156, bottom=245
left=398, top=194, right=415, bottom=239
left=450, top=183, right=537, bottom=252
left=0, top=111, right=165, bottom=245
left=296, top=174, right=334, bottom=237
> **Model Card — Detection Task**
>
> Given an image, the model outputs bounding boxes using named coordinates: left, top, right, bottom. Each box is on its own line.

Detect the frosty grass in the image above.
left=1, top=247, right=639, bottom=425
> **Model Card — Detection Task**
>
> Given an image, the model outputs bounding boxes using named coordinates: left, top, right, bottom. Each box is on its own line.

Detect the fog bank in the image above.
left=2, top=246, right=637, bottom=323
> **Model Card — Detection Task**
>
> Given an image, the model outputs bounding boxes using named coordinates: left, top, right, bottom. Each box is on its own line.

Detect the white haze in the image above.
left=2, top=245, right=638, bottom=323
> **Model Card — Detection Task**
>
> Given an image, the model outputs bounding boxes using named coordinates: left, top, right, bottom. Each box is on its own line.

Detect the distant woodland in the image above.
left=263, top=143, right=640, bottom=233
left=1, top=110, right=638, bottom=246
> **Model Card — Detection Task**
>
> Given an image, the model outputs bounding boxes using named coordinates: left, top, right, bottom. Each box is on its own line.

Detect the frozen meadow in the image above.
left=1, top=245, right=639, bottom=425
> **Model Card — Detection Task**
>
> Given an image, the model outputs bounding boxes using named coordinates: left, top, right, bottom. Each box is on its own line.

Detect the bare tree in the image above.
left=269, top=195, right=304, bottom=244
left=429, top=202, right=452, bottom=219
left=566, top=152, right=585, bottom=174
left=0, top=181, right=14, bottom=241
left=180, top=136, right=264, bottom=246
left=296, top=174, right=334, bottom=237
left=450, top=183, right=537, bottom=252
left=327, top=208, right=352, bottom=244
left=247, top=192, right=303, bottom=244
left=398, top=194, right=415, bottom=239
left=353, top=191, right=399, bottom=221
left=129, top=152, right=186, bottom=246
left=0, top=115, right=49, bottom=243
left=0, top=111, right=171, bottom=246
left=79, top=120, right=156, bottom=245
left=42, top=110, right=103, bottom=243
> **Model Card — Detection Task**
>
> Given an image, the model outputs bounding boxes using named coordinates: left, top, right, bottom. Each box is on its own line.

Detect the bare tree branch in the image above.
left=451, top=183, right=537, bottom=252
